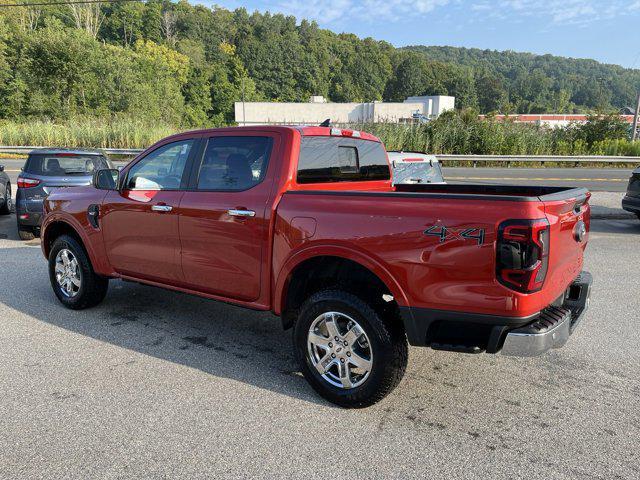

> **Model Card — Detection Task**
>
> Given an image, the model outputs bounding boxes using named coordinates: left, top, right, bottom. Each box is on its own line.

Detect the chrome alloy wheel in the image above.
left=55, top=249, right=81, bottom=298
left=307, top=312, right=373, bottom=389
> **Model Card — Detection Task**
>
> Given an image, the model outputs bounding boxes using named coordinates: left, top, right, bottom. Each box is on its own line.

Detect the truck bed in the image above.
left=394, top=183, right=589, bottom=201
left=277, top=183, right=590, bottom=321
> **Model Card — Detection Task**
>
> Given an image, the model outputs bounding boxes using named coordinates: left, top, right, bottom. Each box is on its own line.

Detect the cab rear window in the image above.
left=297, top=137, right=390, bottom=183
left=24, top=154, right=109, bottom=176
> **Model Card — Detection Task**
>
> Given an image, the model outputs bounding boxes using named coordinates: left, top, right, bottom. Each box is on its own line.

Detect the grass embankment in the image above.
left=0, top=118, right=178, bottom=150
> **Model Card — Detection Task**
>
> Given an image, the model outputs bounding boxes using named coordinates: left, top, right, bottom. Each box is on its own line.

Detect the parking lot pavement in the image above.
left=0, top=215, right=639, bottom=479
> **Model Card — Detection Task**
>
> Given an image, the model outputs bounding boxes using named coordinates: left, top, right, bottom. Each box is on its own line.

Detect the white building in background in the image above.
left=234, top=95, right=455, bottom=125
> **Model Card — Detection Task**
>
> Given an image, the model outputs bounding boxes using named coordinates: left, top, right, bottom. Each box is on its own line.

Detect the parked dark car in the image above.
left=16, top=149, right=113, bottom=240
left=622, top=167, right=640, bottom=220
left=0, top=164, right=11, bottom=215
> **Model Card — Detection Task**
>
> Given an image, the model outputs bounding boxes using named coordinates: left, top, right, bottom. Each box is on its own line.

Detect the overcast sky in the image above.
left=200, top=0, right=640, bottom=68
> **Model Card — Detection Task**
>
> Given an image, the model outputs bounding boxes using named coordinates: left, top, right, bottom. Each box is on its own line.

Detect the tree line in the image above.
left=1, top=0, right=639, bottom=130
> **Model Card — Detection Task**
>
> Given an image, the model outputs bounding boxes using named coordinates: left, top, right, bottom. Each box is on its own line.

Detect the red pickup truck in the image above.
left=41, top=126, right=592, bottom=407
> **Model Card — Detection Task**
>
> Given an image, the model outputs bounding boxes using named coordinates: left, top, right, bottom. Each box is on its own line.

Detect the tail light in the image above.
left=330, top=128, right=361, bottom=138
left=17, top=177, right=41, bottom=188
left=497, top=218, right=550, bottom=293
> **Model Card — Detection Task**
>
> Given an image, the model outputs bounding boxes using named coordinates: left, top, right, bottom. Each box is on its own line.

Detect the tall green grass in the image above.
left=342, top=122, right=640, bottom=157
left=2, top=115, right=640, bottom=160
left=0, top=118, right=178, bottom=149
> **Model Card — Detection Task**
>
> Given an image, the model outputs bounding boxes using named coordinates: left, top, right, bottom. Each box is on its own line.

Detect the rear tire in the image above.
left=49, top=234, right=109, bottom=309
left=0, top=183, right=10, bottom=215
left=293, top=289, right=408, bottom=408
left=18, top=227, right=35, bottom=241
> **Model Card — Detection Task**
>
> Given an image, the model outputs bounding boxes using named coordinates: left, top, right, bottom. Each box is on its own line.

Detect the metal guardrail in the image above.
left=0, top=146, right=143, bottom=156
left=435, top=154, right=640, bottom=167
left=1, top=146, right=639, bottom=166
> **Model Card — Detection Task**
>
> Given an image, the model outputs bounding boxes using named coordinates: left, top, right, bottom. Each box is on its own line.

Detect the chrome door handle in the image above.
left=151, top=205, right=173, bottom=212
left=228, top=209, right=255, bottom=217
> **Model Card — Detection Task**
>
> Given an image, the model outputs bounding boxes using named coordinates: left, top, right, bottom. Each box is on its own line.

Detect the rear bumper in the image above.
left=622, top=194, right=640, bottom=214
left=399, top=271, right=592, bottom=356
left=501, top=271, right=592, bottom=356
left=15, top=197, right=43, bottom=227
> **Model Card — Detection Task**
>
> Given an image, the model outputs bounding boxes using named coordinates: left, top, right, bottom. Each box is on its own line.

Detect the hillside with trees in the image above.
left=404, top=46, right=640, bottom=114
left=0, top=0, right=639, bottom=132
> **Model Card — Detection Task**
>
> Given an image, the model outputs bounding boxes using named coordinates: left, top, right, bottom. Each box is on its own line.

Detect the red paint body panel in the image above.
left=271, top=192, right=586, bottom=318
left=101, top=189, right=185, bottom=284
left=41, top=125, right=590, bottom=324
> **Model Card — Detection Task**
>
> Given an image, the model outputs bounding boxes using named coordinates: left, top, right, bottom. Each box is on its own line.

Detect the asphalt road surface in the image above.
left=442, top=167, right=634, bottom=192
left=0, top=210, right=639, bottom=478
left=1, top=157, right=634, bottom=192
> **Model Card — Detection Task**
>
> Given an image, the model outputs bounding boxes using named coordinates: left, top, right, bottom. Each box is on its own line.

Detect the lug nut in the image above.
left=343, top=340, right=348, bottom=346
left=331, top=353, right=336, bottom=358
left=334, top=336, right=339, bottom=341
left=340, top=358, right=345, bottom=363
left=328, top=342, right=333, bottom=348
left=347, top=352, right=351, bottom=357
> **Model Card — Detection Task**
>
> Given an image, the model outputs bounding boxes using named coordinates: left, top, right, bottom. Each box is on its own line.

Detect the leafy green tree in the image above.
left=474, top=69, right=506, bottom=113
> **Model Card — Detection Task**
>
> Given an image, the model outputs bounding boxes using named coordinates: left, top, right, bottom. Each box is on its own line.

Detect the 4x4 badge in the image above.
left=424, top=226, right=486, bottom=245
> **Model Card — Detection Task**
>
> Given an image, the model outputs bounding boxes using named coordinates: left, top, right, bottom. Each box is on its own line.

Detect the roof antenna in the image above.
left=319, top=118, right=331, bottom=127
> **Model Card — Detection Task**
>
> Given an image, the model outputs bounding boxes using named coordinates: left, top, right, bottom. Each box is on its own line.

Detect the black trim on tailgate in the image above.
left=287, top=185, right=589, bottom=202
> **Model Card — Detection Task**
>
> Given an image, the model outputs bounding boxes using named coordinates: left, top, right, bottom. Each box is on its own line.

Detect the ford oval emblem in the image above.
left=574, top=221, right=586, bottom=242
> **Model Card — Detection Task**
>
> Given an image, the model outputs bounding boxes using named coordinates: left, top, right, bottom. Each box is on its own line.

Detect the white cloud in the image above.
left=496, top=0, right=630, bottom=26
left=205, top=0, right=640, bottom=28
left=276, top=0, right=452, bottom=24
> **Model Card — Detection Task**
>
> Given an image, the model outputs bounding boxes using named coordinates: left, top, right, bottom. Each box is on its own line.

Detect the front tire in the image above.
left=49, top=234, right=109, bottom=309
left=293, top=289, right=408, bottom=408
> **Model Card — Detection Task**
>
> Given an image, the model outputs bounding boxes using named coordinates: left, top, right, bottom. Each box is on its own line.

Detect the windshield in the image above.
left=24, top=154, right=109, bottom=176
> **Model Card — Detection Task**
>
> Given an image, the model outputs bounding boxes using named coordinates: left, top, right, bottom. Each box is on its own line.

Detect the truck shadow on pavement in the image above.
left=0, top=244, right=333, bottom=407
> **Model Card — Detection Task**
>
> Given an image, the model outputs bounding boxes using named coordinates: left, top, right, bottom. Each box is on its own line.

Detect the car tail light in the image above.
left=496, top=218, right=550, bottom=293
left=17, top=177, right=41, bottom=188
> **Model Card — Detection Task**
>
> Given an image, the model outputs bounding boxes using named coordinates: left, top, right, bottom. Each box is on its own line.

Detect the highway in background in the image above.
left=442, top=167, right=633, bottom=192
left=1, top=158, right=634, bottom=192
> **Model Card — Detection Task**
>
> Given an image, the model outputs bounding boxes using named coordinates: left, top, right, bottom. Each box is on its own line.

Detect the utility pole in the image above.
left=632, top=92, right=640, bottom=141
left=241, top=76, right=246, bottom=126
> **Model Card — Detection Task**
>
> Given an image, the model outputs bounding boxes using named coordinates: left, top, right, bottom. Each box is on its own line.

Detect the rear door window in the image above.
left=24, top=154, right=109, bottom=176
left=297, top=137, right=390, bottom=183
left=195, top=136, right=273, bottom=191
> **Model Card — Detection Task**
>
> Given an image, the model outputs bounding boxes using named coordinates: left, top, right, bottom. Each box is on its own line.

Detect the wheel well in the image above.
left=43, top=221, right=83, bottom=258
left=282, top=256, right=394, bottom=330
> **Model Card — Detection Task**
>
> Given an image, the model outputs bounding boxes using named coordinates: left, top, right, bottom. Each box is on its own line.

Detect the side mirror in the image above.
left=93, top=168, right=120, bottom=190
left=0, top=165, right=4, bottom=172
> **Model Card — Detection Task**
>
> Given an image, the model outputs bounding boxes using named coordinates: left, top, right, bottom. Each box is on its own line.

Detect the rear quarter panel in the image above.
left=542, top=194, right=590, bottom=299
left=273, top=192, right=581, bottom=318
